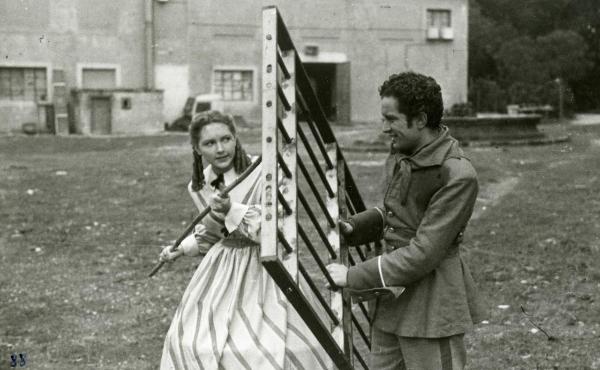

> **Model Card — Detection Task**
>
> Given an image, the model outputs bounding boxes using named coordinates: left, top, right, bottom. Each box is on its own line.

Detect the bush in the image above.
left=446, top=102, right=475, bottom=117
left=469, top=78, right=508, bottom=113
left=468, top=78, right=575, bottom=117
left=506, top=80, right=576, bottom=118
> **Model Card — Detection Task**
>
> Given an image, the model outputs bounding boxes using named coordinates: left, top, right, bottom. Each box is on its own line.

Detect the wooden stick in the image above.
left=148, top=156, right=262, bottom=277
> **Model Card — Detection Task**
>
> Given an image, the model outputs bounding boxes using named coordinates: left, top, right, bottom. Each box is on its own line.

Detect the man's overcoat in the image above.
left=347, top=127, right=486, bottom=338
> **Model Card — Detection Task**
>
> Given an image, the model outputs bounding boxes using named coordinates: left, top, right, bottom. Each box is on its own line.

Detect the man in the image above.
left=327, top=72, right=485, bottom=370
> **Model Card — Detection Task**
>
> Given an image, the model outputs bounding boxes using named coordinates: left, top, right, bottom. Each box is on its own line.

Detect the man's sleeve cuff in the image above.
left=345, top=207, right=386, bottom=246
left=347, top=257, right=384, bottom=290
left=224, top=202, right=250, bottom=232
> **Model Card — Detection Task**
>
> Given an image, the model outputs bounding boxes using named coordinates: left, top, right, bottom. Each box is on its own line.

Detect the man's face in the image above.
left=380, top=96, right=421, bottom=155
left=197, top=122, right=237, bottom=173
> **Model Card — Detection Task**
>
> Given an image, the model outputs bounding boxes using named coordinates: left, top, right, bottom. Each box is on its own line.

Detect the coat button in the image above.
left=387, top=211, right=394, bottom=217
left=388, top=227, right=395, bottom=233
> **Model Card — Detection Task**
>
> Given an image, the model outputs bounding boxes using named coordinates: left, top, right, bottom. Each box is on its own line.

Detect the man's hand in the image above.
left=209, top=193, right=231, bottom=213
left=339, top=220, right=354, bottom=235
left=159, top=245, right=184, bottom=262
left=326, top=263, right=349, bottom=288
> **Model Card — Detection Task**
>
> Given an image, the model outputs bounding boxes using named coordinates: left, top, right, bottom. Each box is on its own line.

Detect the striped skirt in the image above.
left=160, top=240, right=332, bottom=370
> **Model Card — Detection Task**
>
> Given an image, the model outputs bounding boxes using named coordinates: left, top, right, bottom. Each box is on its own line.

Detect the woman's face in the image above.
left=197, top=122, right=236, bottom=173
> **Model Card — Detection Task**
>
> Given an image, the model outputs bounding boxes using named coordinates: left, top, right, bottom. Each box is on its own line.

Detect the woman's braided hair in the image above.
left=189, top=110, right=252, bottom=191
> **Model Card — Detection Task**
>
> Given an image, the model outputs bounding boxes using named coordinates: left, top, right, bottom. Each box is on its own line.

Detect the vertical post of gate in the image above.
left=279, top=50, right=298, bottom=279
left=261, top=6, right=279, bottom=262
left=326, top=143, right=353, bottom=364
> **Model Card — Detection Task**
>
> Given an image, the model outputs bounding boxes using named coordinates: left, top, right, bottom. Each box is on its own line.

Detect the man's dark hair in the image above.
left=379, top=72, right=444, bottom=129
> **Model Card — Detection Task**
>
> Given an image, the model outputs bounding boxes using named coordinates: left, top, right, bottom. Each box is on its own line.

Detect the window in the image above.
left=0, top=67, right=47, bottom=101
left=195, top=102, right=211, bottom=113
left=426, top=9, right=453, bottom=40
left=121, top=97, right=132, bottom=110
left=427, top=9, right=451, bottom=28
left=213, top=70, right=253, bottom=101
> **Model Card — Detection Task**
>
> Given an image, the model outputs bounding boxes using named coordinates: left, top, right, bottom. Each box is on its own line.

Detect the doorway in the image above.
left=303, top=62, right=350, bottom=124
left=91, top=97, right=111, bottom=134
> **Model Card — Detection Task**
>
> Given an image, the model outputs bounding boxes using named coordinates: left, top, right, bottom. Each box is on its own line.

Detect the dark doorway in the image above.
left=91, top=97, right=111, bottom=134
left=304, top=63, right=336, bottom=121
left=303, top=62, right=351, bottom=124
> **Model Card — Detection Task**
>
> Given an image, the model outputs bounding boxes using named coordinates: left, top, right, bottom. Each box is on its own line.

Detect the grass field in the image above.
left=1, top=122, right=599, bottom=369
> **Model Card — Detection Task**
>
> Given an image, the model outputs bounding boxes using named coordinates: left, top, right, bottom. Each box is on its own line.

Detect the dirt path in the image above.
left=472, top=177, right=520, bottom=220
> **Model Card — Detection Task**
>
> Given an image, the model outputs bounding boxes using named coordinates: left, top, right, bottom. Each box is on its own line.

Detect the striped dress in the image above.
left=160, top=161, right=332, bottom=370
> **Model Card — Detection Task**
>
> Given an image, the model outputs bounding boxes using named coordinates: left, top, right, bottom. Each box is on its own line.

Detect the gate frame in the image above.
left=260, top=6, right=373, bottom=369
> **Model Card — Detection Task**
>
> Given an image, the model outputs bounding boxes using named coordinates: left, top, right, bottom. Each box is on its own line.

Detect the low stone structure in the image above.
left=70, top=89, right=163, bottom=135
left=442, top=114, right=545, bottom=143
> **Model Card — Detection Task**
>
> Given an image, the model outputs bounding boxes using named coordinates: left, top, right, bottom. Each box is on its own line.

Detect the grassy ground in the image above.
left=0, top=122, right=599, bottom=369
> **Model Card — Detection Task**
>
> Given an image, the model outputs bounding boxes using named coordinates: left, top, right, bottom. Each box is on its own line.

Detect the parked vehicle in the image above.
left=165, top=94, right=225, bottom=131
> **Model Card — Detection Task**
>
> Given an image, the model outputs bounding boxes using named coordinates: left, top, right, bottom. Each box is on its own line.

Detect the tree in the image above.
left=495, top=30, right=590, bottom=86
left=475, top=0, right=572, bottom=37
left=468, top=0, right=517, bottom=80
left=469, top=0, right=598, bottom=111
left=564, top=0, right=600, bottom=110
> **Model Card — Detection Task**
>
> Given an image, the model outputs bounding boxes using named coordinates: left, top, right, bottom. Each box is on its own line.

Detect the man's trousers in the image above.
left=370, top=327, right=466, bottom=370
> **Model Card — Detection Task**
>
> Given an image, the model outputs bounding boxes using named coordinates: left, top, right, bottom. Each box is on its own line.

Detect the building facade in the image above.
left=0, top=0, right=468, bottom=133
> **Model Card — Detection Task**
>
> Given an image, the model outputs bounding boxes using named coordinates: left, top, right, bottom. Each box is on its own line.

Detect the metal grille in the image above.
left=260, top=6, right=382, bottom=369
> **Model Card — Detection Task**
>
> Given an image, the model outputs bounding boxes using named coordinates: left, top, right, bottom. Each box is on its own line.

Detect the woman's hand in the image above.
left=159, top=245, right=184, bottom=262
left=209, top=193, right=231, bottom=214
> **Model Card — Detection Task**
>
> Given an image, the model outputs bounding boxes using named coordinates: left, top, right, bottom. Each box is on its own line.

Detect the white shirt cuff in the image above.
left=224, top=202, right=249, bottom=232
left=378, top=256, right=387, bottom=288
left=181, top=233, right=200, bottom=256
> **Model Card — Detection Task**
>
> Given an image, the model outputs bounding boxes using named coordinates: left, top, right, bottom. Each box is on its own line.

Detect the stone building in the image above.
left=0, top=0, right=468, bottom=134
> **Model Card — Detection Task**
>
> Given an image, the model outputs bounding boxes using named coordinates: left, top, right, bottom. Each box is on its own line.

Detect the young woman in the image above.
left=159, top=111, right=330, bottom=370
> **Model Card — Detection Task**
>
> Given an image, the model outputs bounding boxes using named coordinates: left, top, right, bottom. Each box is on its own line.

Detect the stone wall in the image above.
left=0, top=101, right=44, bottom=133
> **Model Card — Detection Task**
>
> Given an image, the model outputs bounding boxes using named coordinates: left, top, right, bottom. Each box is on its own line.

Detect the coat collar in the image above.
left=393, top=126, right=462, bottom=169
left=385, top=126, right=464, bottom=206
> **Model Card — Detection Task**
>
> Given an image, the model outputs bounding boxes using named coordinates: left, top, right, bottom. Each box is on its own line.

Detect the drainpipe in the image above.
left=144, top=0, right=155, bottom=89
